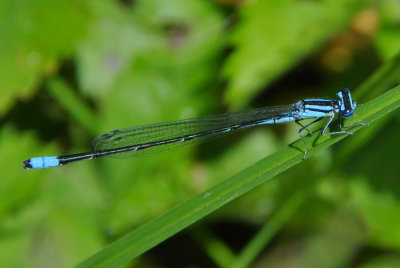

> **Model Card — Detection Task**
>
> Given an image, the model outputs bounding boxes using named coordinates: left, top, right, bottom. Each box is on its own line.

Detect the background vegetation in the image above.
left=1, top=0, right=400, bottom=267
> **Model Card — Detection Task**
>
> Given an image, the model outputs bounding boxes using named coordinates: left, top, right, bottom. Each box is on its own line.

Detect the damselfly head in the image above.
left=337, top=88, right=356, bottom=118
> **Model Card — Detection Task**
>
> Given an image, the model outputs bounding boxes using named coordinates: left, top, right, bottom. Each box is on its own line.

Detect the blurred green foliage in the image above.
left=1, top=0, right=400, bottom=267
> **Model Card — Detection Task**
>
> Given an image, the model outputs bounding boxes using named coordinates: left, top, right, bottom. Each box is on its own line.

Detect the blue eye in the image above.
left=342, top=108, right=354, bottom=118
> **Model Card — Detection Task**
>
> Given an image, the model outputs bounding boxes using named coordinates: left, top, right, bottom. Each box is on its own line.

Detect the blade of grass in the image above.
left=76, top=85, right=400, bottom=268
left=47, top=77, right=99, bottom=136
left=190, top=225, right=236, bottom=267
left=228, top=54, right=400, bottom=267
left=355, top=52, right=400, bottom=101
left=231, top=54, right=400, bottom=265
left=229, top=191, right=307, bottom=268
left=337, top=51, right=400, bottom=162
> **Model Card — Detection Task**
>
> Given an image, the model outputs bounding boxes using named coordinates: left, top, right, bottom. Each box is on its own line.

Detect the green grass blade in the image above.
left=47, top=77, right=99, bottom=136
left=191, top=226, right=236, bottom=267
left=355, top=52, right=400, bottom=101
left=229, top=191, right=307, bottom=268
left=76, top=85, right=400, bottom=268
left=336, top=51, right=400, bottom=162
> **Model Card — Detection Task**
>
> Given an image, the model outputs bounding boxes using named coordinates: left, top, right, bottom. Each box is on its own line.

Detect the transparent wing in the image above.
left=92, top=105, right=294, bottom=158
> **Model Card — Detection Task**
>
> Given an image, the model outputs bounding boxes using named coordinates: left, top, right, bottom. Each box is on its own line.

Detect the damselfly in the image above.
left=23, top=88, right=366, bottom=170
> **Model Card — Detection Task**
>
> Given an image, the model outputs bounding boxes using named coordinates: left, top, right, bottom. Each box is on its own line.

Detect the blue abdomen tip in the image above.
left=24, top=156, right=60, bottom=170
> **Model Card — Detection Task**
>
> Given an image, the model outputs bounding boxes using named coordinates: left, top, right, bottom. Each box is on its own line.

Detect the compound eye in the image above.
left=342, top=108, right=354, bottom=118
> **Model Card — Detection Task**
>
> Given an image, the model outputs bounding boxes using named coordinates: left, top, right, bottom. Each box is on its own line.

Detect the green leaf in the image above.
left=0, top=0, right=89, bottom=113
left=76, top=85, right=400, bottom=268
left=223, top=0, right=376, bottom=108
left=76, top=0, right=224, bottom=97
left=374, top=0, right=400, bottom=60
left=348, top=179, right=400, bottom=249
